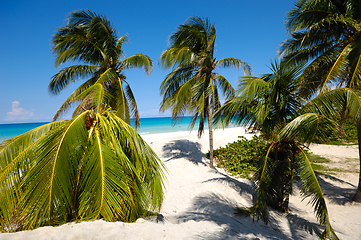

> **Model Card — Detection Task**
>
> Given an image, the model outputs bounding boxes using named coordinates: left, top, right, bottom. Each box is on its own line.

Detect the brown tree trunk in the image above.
left=208, top=112, right=214, bottom=169
left=353, top=121, right=361, bottom=202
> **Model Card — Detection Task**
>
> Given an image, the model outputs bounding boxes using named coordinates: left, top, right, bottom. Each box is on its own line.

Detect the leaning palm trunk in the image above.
left=353, top=121, right=361, bottom=202
left=207, top=107, right=214, bottom=168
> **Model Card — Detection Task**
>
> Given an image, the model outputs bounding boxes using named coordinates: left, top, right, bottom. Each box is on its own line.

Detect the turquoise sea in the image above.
left=0, top=116, right=218, bottom=143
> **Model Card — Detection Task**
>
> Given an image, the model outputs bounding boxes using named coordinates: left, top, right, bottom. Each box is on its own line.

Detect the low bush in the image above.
left=207, top=136, right=267, bottom=179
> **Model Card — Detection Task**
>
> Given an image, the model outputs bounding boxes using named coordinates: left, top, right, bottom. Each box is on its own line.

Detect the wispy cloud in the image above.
left=5, top=101, right=34, bottom=122
left=139, top=109, right=171, bottom=118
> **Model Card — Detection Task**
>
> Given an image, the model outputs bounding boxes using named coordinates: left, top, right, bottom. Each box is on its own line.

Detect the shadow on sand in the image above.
left=162, top=139, right=207, bottom=166
left=164, top=192, right=322, bottom=239
left=315, top=173, right=357, bottom=205
left=156, top=139, right=356, bottom=239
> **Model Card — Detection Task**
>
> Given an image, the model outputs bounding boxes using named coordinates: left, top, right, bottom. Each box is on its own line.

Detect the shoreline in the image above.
left=0, top=119, right=239, bottom=143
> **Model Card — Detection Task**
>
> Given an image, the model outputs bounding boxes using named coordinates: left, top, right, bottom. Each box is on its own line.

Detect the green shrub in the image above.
left=207, top=136, right=268, bottom=179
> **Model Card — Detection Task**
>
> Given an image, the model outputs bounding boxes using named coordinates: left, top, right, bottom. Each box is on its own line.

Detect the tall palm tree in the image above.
left=159, top=16, right=251, bottom=168
left=279, top=0, right=361, bottom=202
left=0, top=108, right=165, bottom=232
left=213, top=60, right=343, bottom=239
left=49, top=10, right=153, bottom=129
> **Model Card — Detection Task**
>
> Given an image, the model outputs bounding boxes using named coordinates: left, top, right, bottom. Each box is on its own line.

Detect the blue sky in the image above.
left=0, top=0, right=295, bottom=124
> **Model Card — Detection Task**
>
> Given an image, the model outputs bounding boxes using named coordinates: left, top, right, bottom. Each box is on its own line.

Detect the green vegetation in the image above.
left=213, top=60, right=340, bottom=239
left=207, top=136, right=267, bottom=179
left=209, top=136, right=351, bottom=177
left=209, top=137, right=351, bottom=176
left=0, top=110, right=165, bottom=232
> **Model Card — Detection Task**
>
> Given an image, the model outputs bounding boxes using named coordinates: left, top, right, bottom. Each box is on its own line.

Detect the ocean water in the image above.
left=0, top=116, right=213, bottom=143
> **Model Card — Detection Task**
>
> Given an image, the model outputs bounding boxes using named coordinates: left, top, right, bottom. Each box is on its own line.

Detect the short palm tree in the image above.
left=0, top=106, right=165, bottom=232
left=159, top=16, right=251, bottom=168
left=279, top=0, right=361, bottom=201
left=49, top=10, right=153, bottom=129
left=214, top=60, right=342, bottom=239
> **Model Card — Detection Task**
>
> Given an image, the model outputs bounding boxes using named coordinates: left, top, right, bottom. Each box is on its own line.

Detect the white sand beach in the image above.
left=1, top=127, right=361, bottom=239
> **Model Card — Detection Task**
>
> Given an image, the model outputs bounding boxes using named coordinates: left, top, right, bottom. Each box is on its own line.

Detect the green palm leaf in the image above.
left=122, top=54, right=154, bottom=74
left=159, top=47, right=197, bottom=68
left=216, top=58, right=252, bottom=75
left=0, top=121, right=65, bottom=231
left=214, top=73, right=235, bottom=100
left=0, top=110, right=165, bottom=232
left=279, top=113, right=340, bottom=143
left=18, top=112, right=89, bottom=229
left=297, top=148, right=339, bottom=240
left=49, top=65, right=98, bottom=95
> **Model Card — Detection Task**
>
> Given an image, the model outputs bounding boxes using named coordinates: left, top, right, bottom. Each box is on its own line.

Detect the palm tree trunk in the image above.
left=208, top=115, right=214, bottom=169
left=353, top=120, right=361, bottom=202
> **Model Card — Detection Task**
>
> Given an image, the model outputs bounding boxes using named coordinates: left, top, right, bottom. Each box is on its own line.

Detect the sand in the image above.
left=1, top=127, right=361, bottom=239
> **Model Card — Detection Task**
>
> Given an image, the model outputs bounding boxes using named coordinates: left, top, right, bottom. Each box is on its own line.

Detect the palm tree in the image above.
left=213, top=60, right=342, bottom=239
left=49, top=10, right=153, bottom=129
left=0, top=10, right=165, bottom=232
left=0, top=107, right=165, bottom=231
left=159, top=16, right=251, bottom=168
left=279, top=0, right=361, bottom=202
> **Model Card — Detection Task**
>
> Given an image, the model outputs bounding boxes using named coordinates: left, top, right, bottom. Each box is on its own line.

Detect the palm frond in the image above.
left=279, top=113, right=340, bottom=143
left=212, top=96, right=256, bottom=128
left=236, top=76, right=271, bottom=100
left=121, top=54, right=154, bottom=75
left=52, top=75, right=99, bottom=121
left=302, top=87, right=361, bottom=120
left=347, top=39, right=361, bottom=89
left=319, top=44, right=350, bottom=94
left=297, top=147, right=339, bottom=240
left=0, top=110, right=166, bottom=231
left=0, top=121, right=65, bottom=232
left=112, top=77, right=130, bottom=124
left=49, top=65, right=98, bottom=95
left=160, top=65, right=195, bottom=99
left=160, top=75, right=196, bottom=119
left=214, top=73, right=235, bottom=100
left=249, top=143, right=277, bottom=223
left=73, top=83, right=113, bottom=114
left=159, top=47, right=197, bottom=69
left=18, top=111, right=90, bottom=229
left=124, top=84, right=140, bottom=130
left=216, top=58, right=252, bottom=75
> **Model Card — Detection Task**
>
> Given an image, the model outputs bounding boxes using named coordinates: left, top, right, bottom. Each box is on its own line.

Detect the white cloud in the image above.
left=5, top=101, right=34, bottom=122
left=139, top=109, right=161, bottom=118
left=139, top=109, right=172, bottom=118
